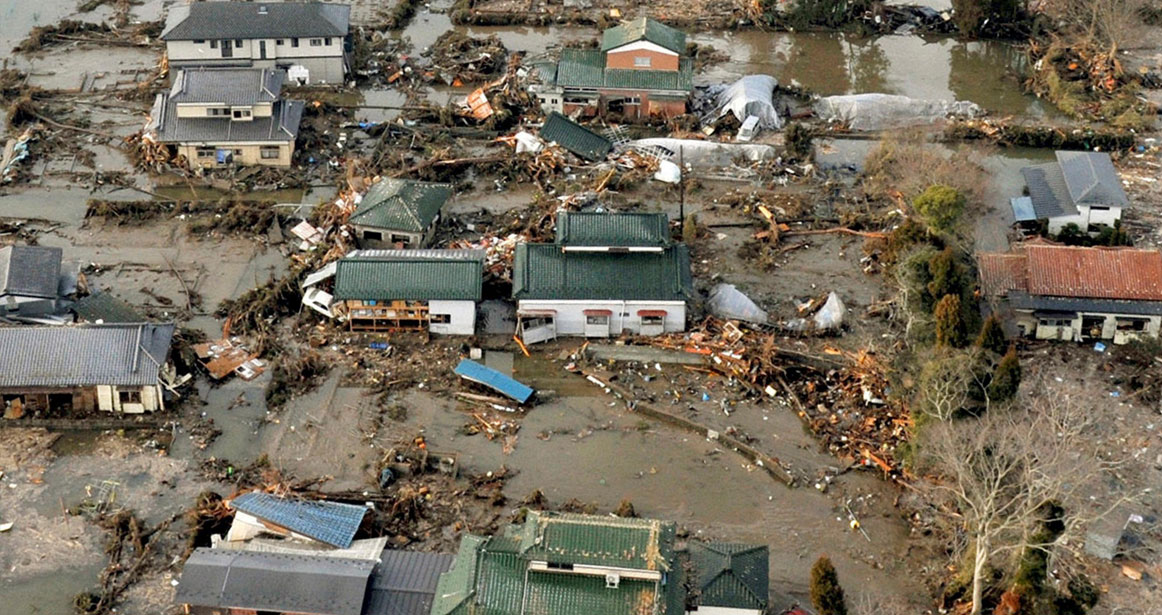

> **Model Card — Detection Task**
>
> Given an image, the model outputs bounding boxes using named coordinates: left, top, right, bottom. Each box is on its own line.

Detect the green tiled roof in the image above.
left=688, top=542, right=769, bottom=611
left=556, top=211, right=670, bottom=247
left=349, top=178, right=452, bottom=233
left=555, top=49, right=693, bottom=93
left=601, top=17, right=686, bottom=54
left=539, top=113, right=612, bottom=162
left=432, top=535, right=486, bottom=615
left=333, top=256, right=482, bottom=301
left=512, top=244, right=691, bottom=302
left=517, top=512, right=676, bottom=571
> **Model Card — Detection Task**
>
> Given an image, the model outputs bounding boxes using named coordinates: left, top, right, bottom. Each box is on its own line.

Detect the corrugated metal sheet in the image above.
left=175, top=548, right=374, bottom=615
left=162, top=2, right=350, bottom=40
left=1057, top=151, right=1128, bottom=206
left=1025, top=244, right=1162, bottom=301
left=601, top=17, right=687, bottom=54
left=349, top=178, right=453, bottom=232
left=523, top=572, right=658, bottom=615
left=1009, top=196, right=1037, bottom=223
left=0, top=323, right=174, bottom=388
left=333, top=257, right=483, bottom=301
left=539, top=113, right=612, bottom=162
left=556, top=211, right=670, bottom=247
left=453, top=359, right=534, bottom=403
left=512, top=244, right=691, bottom=301
left=0, top=245, right=62, bottom=299
left=365, top=550, right=455, bottom=615
left=230, top=492, right=368, bottom=548
left=688, top=542, right=769, bottom=610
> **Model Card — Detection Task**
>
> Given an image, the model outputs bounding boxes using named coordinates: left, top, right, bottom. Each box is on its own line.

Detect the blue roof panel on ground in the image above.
left=231, top=492, right=368, bottom=548
left=453, top=359, right=534, bottom=404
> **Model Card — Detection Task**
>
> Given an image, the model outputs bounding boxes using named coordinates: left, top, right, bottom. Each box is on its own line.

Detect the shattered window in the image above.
left=430, top=314, right=451, bottom=324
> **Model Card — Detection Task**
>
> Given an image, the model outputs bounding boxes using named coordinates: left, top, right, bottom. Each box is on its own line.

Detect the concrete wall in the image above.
left=516, top=299, right=685, bottom=337
left=1016, top=308, right=1161, bottom=344
left=95, top=384, right=163, bottom=413
left=178, top=142, right=293, bottom=168
left=428, top=300, right=476, bottom=335
left=1047, top=205, right=1124, bottom=234
left=167, top=39, right=346, bottom=83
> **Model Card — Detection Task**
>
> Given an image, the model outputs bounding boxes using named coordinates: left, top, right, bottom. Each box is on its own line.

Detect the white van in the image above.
left=737, top=115, right=760, bottom=142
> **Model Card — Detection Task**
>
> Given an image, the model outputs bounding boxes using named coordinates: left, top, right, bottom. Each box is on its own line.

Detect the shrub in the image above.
left=988, top=346, right=1022, bottom=402
left=975, top=315, right=1008, bottom=355
left=934, top=294, right=966, bottom=348
left=809, top=556, right=848, bottom=615
left=913, top=184, right=966, bottom=233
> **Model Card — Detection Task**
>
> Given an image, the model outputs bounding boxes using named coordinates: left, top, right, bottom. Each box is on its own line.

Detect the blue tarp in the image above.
left=1010, top=196, right=1037, bottom=223
left=453, top=359, right=534, bottom=404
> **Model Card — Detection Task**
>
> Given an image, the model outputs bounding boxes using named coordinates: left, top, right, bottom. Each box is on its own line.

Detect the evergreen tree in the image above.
left=934, top=294, right=966, bottom=348
left=975, top=315, right=1008, bottom=355
left=926, top=247, right=965, bottom=301
left=988, top=346, right=1022, bottom=402
left=913, top=184, right=965, bottom=233
left=809, top=556, right=848, bottom=615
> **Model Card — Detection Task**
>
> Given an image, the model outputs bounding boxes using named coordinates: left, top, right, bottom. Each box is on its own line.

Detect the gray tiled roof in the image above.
left=0, top=245, right=62, bottom=299
left=175, top=548, right=375, bottom=615
left=1057, top=150, right=1129, bottom=207
left=1020, top=162, right=1078, bottom=219
left=153, top=95, right=303, bottom=144
left=364, top=550, right=456, bottom=615
left=170, top=68, right=284, bottom=106
left=0, top=323, right=174, bottom=388
left=72, top=292, right=145, bottom=324
left=230, top=492, right=368, bottom=549
left=162, top=2, right=350, bottom=41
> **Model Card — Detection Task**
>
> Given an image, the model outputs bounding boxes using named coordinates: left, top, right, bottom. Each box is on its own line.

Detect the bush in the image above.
left=951, top=0, right=1025, bottom=35
left=682, top=214, right=698, bottom=244
left=926, top=247, right=968, bottom=301
left=785, top=122, right=814, bottom=160
left=988, top=346, right=1022, bottom=402
left=809, top=556, right=848, bottom=615
left=934, top=294, right=966, bottom=347
left=785, top=0, right=870, bottom=28
left=913, top=184, right=966, bottom=233
left=975, top=315, right=1008, bottom=355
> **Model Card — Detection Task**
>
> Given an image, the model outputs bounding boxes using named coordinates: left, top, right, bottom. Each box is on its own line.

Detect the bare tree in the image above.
left=917, top=381, right=1139, bottom=614
left=917, top=348, right=987, bottom=422
left=1050, top=0, right=1151, bottom=50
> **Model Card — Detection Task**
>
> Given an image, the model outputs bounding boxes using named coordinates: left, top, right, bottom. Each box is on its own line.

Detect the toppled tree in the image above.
left=934, top=294, right=966, bottom=348
left=809, top=556, right=848, bottom=615
left=975, top=315, right=1008, bottom=356
left=987, top=346, right=1022, bottom=402
left=914, top=184, right=966, bottom=234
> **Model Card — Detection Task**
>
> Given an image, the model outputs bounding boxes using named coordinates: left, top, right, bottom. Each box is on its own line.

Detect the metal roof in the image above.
left=453, top=359, right=534, bottom=404
left=0, top=323, right=174, bottom=388
left=601, top=17, right=686, bottom=54
left=72, top=292, right=144, bottom=324
left=688, top=542, right=769, bottom=610
left=153, top=95, right=303, bottom=144
left=517, top=511, right=676, bottom=570
left=349, top=178, right=452, bottom=232
left=161, top=2, right=350, bottom=41
left=555, top=49, right=694, bottom=93
left=365, top=550, right=456, bottom=615
left=539, top=113, right=612, bottom=162
left=1057, top=150, right=1129, bottom=207
left=333, top=256, right=483, bottom=302
left=512, top=244, right=691, bottom=301
left=230, top=492, right=368, bottom=549
left=431, top=534, right=487, bottom=615
left=556, top=211, right=670, bottom=247
left=1020, top=162, right=1078, bottom=219
left=0, top=245, right=62, bottom=299
left=175, top=548, right=375, bottom=615
left=170, top=68, right=285, bottom=106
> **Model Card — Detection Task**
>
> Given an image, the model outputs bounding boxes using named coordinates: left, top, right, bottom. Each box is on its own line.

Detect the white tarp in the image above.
left=812, top=292, right=846, bottom=331
left=707, top=284, right=769, bottom=325
left=714, top=75, right=783, bottom=130
left=653, top=160, right=681, bottom=184
left=628, top=138, right=777, bottom=167
left=813, top=93, right=983, bottom=131
left=514, top=131, right=544, bottom=154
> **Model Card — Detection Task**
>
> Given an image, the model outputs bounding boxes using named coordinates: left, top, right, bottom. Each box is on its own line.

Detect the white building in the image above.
left=161, top=2, right=350, bottom=84
left=1015, top=150, right=1129, bottom=235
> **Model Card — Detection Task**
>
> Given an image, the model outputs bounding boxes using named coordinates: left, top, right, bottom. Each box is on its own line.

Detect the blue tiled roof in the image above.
left=231, top=492, right=368, bottom=548
left=453, top=359, right=534, bottom=404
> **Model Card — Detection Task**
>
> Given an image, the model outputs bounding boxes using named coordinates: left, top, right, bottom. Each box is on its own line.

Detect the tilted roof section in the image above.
left=515, top=511, right=676, bottom=570
left=230, top=492, right=368, bottom=549
left=349, top=178, right=453, bottom=232
left=175, top=548, right=375, bottom=615
left=1057, top=150, right=1128, bottom=207
left=978, top=243, right=1162, bottom=301
left=162, top=2, right=350, bottom=41
left=0, top=245, right=62, bottom=299
left=513, top=244, right=691, bottom=301
left=688, top=542, right=769, bottom=610
left=0, top=323, right=174, bottom=388
left=601, top=17, right=686, bottom=54
left=365, top=550, right=456, bottom=615
left=555, top=49, right=694, bottom=93
left=333, top=254, right=484, bottom=302
left=1020, top=162, right=1078, bottom=219
left=72, top=292, right=145, bottom=324
left=556, top=211, right=670, bottom=247
left=539, top=112, right=612, bottom=162
left=170, top=68, right=285, bottom=106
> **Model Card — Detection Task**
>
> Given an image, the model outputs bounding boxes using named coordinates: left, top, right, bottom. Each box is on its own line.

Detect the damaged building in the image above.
left=0, top=323, right=176, bottom=415
left=1013, top=150, right=1129, bottom=234
left=348, top=179, right=453, bottom=249
left=147, top=67, right=304, bottom=168
left=161, top=1, right=351, bottom=84
left=0, top=244, right=74, bottom=322
left=978, top=240, right=1162, bottom=343
left=532, top=17, right=693, bottom=119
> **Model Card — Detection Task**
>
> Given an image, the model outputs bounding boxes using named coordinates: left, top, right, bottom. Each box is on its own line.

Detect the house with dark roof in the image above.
left=349, top=179, right=454, bottom=248
left=513, top=212, right=690, bottom=343
left=978, top=241, right=1162, bottom=343
left=161, top=1, right=351, bottom=83
left=0, top=245, right=72, bottom=320
left=431, top=511, right=769, bottom=615
left=147, top=67, right=304, bottom=168
left=1013, top=151, right=1129, bottom=234
left=686, top=542, right=769, bottom=615
left=0, top=323, right=175, bottom=415
left=531, top=17, right=693, bottom=119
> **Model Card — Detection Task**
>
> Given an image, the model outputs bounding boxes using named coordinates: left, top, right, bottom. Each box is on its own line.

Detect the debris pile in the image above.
left=426, top=32, right=508, bottom=85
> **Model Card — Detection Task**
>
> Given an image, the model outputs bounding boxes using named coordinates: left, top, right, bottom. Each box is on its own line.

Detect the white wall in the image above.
left=1047, top=206, right=1123, bottom=234
left=166, top=39, right=346, bottom=83
left=96, top=384, right=163, bottom=413
left=687, top=607, right=762, bottom=615
left=429, top=300, right=476, bottom=335
left=1020, top=309, right=1161, bottom=344
left=516, top=299, right=685, bottom=337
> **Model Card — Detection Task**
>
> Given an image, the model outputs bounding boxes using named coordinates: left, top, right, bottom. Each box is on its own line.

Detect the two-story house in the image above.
left=1013, top=150, right=1129, bottom=235
left=147, top=67, right=304, bottom=168
left=161, top=1, right=351, bottom=84
left=532, top=17, right=693, bottom=119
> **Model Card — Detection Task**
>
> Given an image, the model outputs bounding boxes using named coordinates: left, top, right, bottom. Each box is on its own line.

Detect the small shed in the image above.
left=348, top=178, right=453, bottom=248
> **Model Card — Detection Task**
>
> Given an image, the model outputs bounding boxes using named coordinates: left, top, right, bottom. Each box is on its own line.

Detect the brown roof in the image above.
left=978, top=243, right=1162, bottom=301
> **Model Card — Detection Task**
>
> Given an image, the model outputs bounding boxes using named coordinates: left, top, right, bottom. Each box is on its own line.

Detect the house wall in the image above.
left=515, top=299, right=686, bottom=337
left=352, top=225, right=425, bottom=249
left=178, top=142, right=293, bottom=168
left=166, top=39, right=346, bottom=83
left=1015, top=308, right=1161, bottom=344
left=428, top=300, right=477, bottom=335
left=594, top=89, right=687, bottom=119
left=175, top=102, right=272, bottom=119
left=1047, top=206, right=1123, bottom=234
left=687, top=607, right=763, bottom=615
left=96, top=384, right=163, bottom=413
left=606, top=42, right=680, bottom=71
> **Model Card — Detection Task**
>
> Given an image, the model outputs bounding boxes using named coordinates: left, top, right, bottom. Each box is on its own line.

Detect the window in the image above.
left=325, top=37, right=333, bottom=46
left=1091, top=205, right=1110, bottom=211
left=1040, top=318, right=1071, bottom=328
left=210, top=40, right=218, bottom=49
left=276, top=39, right=284, bottom=46
left=363, top=230, right=383, bottom=241
left=625, top=96, right=642, bottom=105
left=232, top=109, right=252, bottom=119
left=550, top=98, right=559, bottom=105
left=634, top=56, right=651, bottom=67
left=234, top=39, right=243, bottom=48
left=193, top=39, right=205, bottom=44
left=1117, top=318, right=1149, bottom=331
left=430, top=314, right=451, bottom=324
left=390, top=233, right=411, bottom=245
left=586, top=315, right=609, bottom=325
left=208, top=108, right=229, bottom=117
left=118, top=390, right=142, bottom=404
left=310, top=38, right=323, bottom=47
left=195, top=148, right=215, bottom=158
left=641, top=315, right=664, bottom=326
left=291, top=38, right=299, bottom=48
left=260, top=147, right=281, bottom=160
left=546, top=562, right=574, bottom=570
left=233, top=149, right=243, bottom=156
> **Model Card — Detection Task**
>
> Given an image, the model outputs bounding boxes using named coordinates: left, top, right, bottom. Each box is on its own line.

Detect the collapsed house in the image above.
left=432, top=511, right=769, bottom=615
left=1012, top=150, right=1129, bottom=234
left=161, top=1, right=351, bottom=84
left=0, top=323, right=175, bottom=415
left=146, top=67, right=304, bottom=168
left=0, top=245, right=74, bottom=322
left=513, top=211, right=690, bottom=343
left=532, top=17, right=693, bottom=119
left=538, top=112, right=614, bottom=162
left=978, top=240, right=1162, bottom=343
left=348, top=179, right=453, bottom=249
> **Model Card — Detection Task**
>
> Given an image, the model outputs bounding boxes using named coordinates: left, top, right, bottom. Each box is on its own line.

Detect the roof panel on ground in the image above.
left=539, top=113, right=612, bottom=161
left=230, top=492, right=368, bottom=548
left=453, top=359, right=534, bottom=403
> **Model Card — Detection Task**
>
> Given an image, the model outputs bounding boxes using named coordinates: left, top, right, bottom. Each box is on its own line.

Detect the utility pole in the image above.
left=678, top=144, right=685, bottom=224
